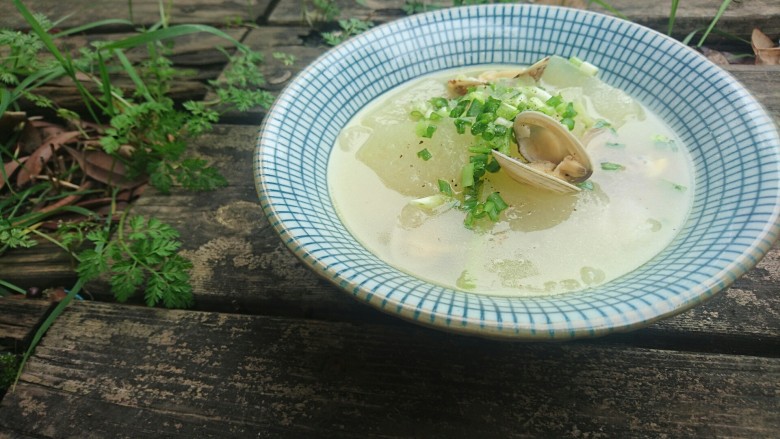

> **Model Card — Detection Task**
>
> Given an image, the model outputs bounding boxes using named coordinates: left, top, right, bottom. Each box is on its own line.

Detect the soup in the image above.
left=328, top=56, right=694, bottom=296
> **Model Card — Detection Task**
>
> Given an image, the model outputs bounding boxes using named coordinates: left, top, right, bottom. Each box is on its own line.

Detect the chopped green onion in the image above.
left=450, top=100, right=469, bottom=118
left=470, top=120, right=488, bottom=135
left=562, top=102, right=577, bottom=119
left=484, top=200, right=498, bottom=221
left=438, top=179, right=453, bottom=196
left=569, top=56, right=599, bottom=76
left=468, top=145, right=493, bottom=154
left=453, top=118, right=471, bottom=134
left=471, top=203, right=485, bottom=218
left=605, top=141, right=625, bottom=149
left=485, top=157, right=501, bottom=173
left=417, top=148, right=432, bottom=161
left=653, top=134, right=679, bottom=151
left=661, top=179, right=688, bottom=192
left=483, top=96, right=502, bottom=114
left=416, top=120, right=437, bottom=138
left=461, top=162, right=475, bottom=187
left=600, top=162, right=625, bottom=171
left=577, top=180, right=594, bottom=191
left=493, top=124, right=508, bottom=138
left=466, top=99, right=484, bottom=117
left=430, top=97, right=448, bottom=109
left=493, top=116, right=513, bottom=128
left=546, top=94, right=563, bottom=107
left=486, top=192, right=508, bottom=212
left=496, top=102, right=519, bottom=120
left=593, top=119, right=616, bottom=134
left=477, top=112, right=495, bottom=124
left=561, top=117, right=575, bottom=131
left=456, top=270, right=476, bottom=289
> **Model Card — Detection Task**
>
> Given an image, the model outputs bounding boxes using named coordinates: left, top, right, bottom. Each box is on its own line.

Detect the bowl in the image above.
left=255, top=4, right=780, bottom=339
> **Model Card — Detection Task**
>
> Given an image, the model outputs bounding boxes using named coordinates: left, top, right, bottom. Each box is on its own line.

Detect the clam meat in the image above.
left=492, top=111, right=593, bottom=194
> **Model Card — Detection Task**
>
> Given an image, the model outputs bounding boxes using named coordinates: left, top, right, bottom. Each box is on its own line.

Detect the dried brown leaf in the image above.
left=16, top=131, right=81, bottom=186
left=30, top=119, right=67, bottom=140
left=1, top=156, right=28, bottom=190
left=63, top=146, right=145, bottom=189
left=36, top=181, right=93, bottom=214
left=752, top=28, right=780, bottom=65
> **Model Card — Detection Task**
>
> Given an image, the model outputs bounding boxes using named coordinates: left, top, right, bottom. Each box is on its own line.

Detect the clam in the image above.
left=492, top=111, right=593, bottom=194
left=447, top=57, right=550, bottom=95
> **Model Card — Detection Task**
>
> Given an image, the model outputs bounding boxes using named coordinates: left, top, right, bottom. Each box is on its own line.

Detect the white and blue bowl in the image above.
left=255, top=4, right=780, bottom=339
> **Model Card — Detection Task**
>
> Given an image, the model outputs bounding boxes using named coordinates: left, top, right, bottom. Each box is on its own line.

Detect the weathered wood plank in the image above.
left=267, top=0, right=780, bottom=43
left=0, top=301, right=777, bottom=438
left=2, top=122, right=779, bottom=349
left=130, top=125, right=780, bottom=342
left=0, top=0, right=273, bottom=30
left=0, top=300, right=51, bottom=351
left=0, top=245, right=77, bottom=294
left=729, top=65, right=780, bottom=122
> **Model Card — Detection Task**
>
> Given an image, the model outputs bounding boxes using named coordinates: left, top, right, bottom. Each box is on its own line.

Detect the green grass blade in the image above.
left=682, top=26, right=749, bottom=48
left=52, top=19, right=135, bottom=38
left=0, top=279, right=26, bottom=295
left=12, top=205, right=102, bottom=228
left=668, top=0, right=680, bottom=36
left=13, top=66, right=67, bottom=97
left=13, top=278, right=86, bottom=390
left=96, top=51, right=116, bottom=117
left=101, top=24, right=249, bottom=52
left=681, top=29, right=700, bottom=46
left=113, top=48, right=154, bottom=102
left=709, top=28, right=751, bottom=45
left=697, top=0, right=732, bottom=47
left=0, top=88, right=12, bottom=116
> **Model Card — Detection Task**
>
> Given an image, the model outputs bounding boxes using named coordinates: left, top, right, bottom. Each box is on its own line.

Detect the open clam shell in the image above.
left=493, top=111, right=593, bottom=194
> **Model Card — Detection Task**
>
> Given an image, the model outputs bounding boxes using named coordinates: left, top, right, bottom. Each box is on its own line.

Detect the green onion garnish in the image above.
left=461, top=162, right=475, bottom=188
left=450, top=100, right=469, bottom=118
left=546, top=94, right=563, bottom=107
left=430, top=97, right=448, bottom=109
left=415, top=120, right=437, bottom=138
left=601, top=162, right=625, bottom=171
left=417, top=148, right=432, bottom=161
left=438, top=179, right=453, bottom=196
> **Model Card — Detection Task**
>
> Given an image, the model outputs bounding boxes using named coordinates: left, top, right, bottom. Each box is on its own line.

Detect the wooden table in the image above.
left=2, top=1, right=780, bottom=437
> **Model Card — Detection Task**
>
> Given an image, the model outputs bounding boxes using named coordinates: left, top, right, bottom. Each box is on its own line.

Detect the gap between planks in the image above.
left=0, top=300, right=778, bottom=438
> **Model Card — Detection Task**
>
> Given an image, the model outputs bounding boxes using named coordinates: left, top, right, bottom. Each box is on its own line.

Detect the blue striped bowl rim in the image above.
left=255, top=4, right=780, bottom=339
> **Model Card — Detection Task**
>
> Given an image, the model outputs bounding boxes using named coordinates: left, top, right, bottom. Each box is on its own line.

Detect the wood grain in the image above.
left=0, top=0, right=273, bottom=30
left=0, top=301, right=777, bottom=438
left=0, top=300, right=51, bottom=352
left=2, top=121, right=779, bottom=349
